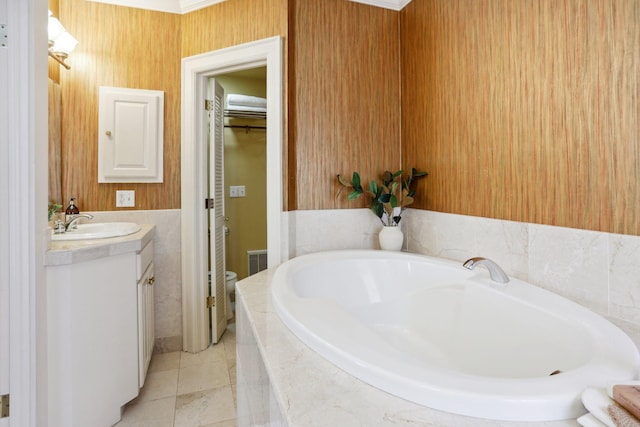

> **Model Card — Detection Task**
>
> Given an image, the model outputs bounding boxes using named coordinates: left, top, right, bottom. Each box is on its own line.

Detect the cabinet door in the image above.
left=48, top=253, right=138, bottom=426
left=138, top=262, right=155, bottom=388
left=98, top=86, right=164, bottom=183
left=144, top=263, right=155, bottom=379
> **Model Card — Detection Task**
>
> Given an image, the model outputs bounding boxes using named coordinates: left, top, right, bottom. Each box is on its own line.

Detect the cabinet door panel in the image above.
left=138, top=262, right=155, bottom=388
left=98, top=86, right=164, bottom=183
left=47, top=253, right=138, bottom=426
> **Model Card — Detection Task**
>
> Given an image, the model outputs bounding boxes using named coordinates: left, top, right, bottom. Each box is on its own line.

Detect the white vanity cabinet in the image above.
left=137, top=240, right=155, bottom=387
left=46, top=225, right=155, bottom=427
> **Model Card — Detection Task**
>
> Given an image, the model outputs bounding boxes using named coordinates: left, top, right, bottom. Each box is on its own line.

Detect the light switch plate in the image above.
left=116, top=190, right=135, bottom=207
left=229, top=185, right=246, bottom=198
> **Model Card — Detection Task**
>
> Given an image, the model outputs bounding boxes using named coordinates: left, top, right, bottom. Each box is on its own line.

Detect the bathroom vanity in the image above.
left=45, top=224, right=155, bottom=427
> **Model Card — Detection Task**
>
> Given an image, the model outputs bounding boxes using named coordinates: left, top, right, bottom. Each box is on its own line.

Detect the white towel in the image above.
left=582, top=388, right=617, bottom=427
left=225, top=105, right=267, bottom=113
left=226, top=94, right=267, bottom=109
left=578, top=413, right=608, bottom=427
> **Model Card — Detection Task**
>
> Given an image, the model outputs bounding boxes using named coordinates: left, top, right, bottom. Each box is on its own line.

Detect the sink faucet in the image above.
left=64, top=213, right=94, bottom=231
left=463, top=257, right=510, bottom=283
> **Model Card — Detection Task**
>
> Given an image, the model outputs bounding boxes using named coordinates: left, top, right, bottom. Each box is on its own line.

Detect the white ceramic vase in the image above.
left=379, top=225, right=403, bottom=251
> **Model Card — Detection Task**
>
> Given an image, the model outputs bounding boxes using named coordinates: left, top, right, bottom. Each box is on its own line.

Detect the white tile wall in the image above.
left=290, top=209, right=382, bottom=255
left=289, top=208, right=640, bottom=339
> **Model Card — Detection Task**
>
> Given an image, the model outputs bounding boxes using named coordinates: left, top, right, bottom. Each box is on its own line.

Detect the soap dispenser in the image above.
left=65, top=198, right=79, bottom=215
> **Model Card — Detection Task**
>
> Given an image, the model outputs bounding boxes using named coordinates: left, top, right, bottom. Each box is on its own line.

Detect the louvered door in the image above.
left=208, top=79, right=227, bottom=344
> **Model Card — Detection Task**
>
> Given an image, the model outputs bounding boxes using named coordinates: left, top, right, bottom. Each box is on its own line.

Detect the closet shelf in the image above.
left=224, top=109, right=266, bottom=120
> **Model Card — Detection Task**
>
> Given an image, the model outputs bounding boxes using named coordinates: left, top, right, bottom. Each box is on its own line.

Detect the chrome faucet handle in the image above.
left=463, top=257, right=510, bottom=283
left=64, top=213, right=94, bottom=231
left=53, top=220, right=66, bottom=234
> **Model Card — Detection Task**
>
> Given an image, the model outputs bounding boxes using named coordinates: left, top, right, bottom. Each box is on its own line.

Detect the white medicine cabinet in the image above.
left=98, top=86, right=164, bottom=183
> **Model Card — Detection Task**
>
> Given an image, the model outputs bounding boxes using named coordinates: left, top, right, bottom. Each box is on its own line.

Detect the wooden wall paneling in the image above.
left=291, top=0, right=401, bottom=211
left=56, top=0, right=287, bottom=212
left=48, top=0, right=60, bottom=83
left=401, top=0, right=640, bottom=236
left=603, top=0, right=640, bottom=235
left=181, top=0, right=289, bottom=208
left=48, top=79, right=62, bottom=206
left=286, top=0, right=298, bottom=211
left=48, top=58, right=61, bottom=84
left=181, top=0, right=288, bottom=58
left=59, top=0, right=182, bottom=211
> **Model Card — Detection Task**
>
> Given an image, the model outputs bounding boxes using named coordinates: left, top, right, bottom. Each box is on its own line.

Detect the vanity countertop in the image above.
left=45, top=224, right=155, bottom=266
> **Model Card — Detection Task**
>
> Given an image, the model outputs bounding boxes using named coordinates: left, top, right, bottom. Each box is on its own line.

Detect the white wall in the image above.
left=0, top=0, right=10, bottom=422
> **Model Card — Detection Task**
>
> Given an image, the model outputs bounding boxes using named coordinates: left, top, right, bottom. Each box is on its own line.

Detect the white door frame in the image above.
left=181, top=36, right=286, bottom=353
left=3, top=0, right=49, bottom=426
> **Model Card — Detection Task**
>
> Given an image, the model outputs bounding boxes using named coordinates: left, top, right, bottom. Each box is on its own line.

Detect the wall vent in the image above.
left=247, top=249, right=268, bottom=276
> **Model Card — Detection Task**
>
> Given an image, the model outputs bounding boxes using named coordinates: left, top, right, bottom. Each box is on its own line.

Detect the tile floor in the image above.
left=115, top=324, right=237, bottom=427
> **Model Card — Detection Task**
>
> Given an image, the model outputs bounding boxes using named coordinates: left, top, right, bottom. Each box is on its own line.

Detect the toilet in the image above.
left=225, top=271, right=237, bottom=320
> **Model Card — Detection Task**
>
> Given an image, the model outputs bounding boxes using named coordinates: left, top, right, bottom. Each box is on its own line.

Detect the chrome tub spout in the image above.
left=463, top=257, right=510, bottom=283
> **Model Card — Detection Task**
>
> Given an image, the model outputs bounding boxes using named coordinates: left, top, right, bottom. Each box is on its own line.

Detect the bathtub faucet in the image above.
left=463, top=257, right=510, bottom=283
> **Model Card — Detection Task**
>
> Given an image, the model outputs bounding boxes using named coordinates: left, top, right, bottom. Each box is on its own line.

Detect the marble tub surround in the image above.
left=288, top=208, right=402, bottom=256
left=288, top=208, right=640, bottom=338
left=403, top=209, right=640, bottom=337
left=236, top=268, right=582, bottom=426
left=55, top=209, right=183, bottom=353
left=270, top=250, right=639, bottom=421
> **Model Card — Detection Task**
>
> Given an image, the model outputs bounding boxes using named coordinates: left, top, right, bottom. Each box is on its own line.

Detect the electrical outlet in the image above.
left=116, top=190, right=135, bottom=207
left=229, top=185, right=246, bottom=198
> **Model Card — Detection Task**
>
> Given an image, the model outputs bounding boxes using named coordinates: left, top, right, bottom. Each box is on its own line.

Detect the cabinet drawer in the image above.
left=137, top=241, right=154, bottom=281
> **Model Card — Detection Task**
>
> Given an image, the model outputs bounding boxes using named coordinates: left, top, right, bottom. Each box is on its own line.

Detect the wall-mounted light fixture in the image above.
left=48, top=10, right=78, bottom=70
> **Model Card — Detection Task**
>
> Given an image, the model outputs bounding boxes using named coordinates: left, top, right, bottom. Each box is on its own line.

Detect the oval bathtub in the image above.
left=271, top=250, right=640, bottom=422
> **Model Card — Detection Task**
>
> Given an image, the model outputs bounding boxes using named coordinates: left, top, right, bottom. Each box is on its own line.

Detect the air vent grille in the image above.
left=247, top=250, right=267, bottom=276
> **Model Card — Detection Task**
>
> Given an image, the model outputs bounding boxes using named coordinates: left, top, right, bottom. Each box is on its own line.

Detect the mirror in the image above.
left=48, top=78, right=62, bottom=214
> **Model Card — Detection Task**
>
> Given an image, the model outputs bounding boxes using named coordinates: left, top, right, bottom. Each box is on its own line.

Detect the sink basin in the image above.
left=52, top=222, right=141, bottom=241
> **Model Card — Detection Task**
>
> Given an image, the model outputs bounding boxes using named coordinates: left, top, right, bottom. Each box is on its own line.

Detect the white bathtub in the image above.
left=271, top=250, right=640, bottom=422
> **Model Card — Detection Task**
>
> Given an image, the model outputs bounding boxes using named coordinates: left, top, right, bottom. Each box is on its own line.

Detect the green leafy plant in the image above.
left=337, top=168, right=427, bottom=226
left=48, top=202, right=62, bottom=221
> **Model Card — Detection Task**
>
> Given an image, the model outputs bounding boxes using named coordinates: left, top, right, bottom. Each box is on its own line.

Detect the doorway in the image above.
left=181, top=37, right=285, bottom=353
left=214, top=67, right=268, bottom=279
left=212, top=68, right=268, bottom=328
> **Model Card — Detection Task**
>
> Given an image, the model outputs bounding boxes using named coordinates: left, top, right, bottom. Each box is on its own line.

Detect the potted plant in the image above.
left=48, top=202, right=62, bottom=221
left=337, top=168, right=427, bottom=250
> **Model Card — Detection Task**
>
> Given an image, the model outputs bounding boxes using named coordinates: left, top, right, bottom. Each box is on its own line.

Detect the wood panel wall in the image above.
left=48, top=79, right=62, bottom=206
left=48, top=0, right=60, bottom=83
left=290, top=0, right=402, bottom=210
left=181, top=0, right=287, bottom=58
left=53, top=0, right=639, bottom=234
left=56, top=0, right=286, bottom=211
left=59, top=0, right=181, bottom=211
left=181, top=0, right=288, bottom=207
left=401, top=0, right=640, bottom=235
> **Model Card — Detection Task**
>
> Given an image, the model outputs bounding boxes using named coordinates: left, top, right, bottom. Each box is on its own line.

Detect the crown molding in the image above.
left=179, top=0, right=226, bottom=14
left=86, top=0, right=226, bottom=14
left=349, top=0, right=412, bottom=11
left=87, top=0, right=411, bottom=14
